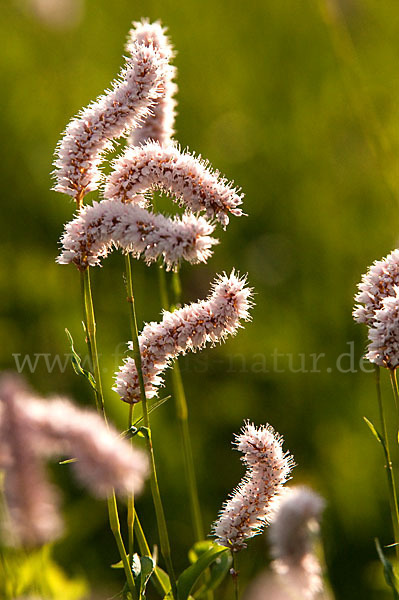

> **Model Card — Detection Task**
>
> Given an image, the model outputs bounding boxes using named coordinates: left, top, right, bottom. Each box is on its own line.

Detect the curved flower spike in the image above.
left=53, top=38, right=170, bottom=201
left=114, top=271, right=253, bottom=404
left=212, top=422, right=294, bottom=551
left=57, top=198, right=218, bottom=271
left=104, top=141, right=244, bottom=227
left=127, top=19, right=178, bottom=146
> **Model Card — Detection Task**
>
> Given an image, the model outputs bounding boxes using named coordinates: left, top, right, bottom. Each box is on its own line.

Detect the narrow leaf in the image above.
left=177, top=545, right=229, bottom=600
left=363, top=417, right=384, bottom=445
left=65, top=328, right=96, bottom=390
left=375, top=538, right=399, bottom=599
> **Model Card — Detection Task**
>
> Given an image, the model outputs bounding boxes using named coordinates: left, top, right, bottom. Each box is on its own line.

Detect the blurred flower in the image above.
left=16, top=0, right=84, bottom=30
left=0, top=374, right=62, bottom=547
left=127, top=19, right=178, bottom=146
left=114, top=271, right=253, bottom=403
left=53, top=29, right=170, bottom=201
left=103, top=141, right=244, bottom=227
left=57, top=198, right=218, bottom=270
left=0, top=373, right=149, bottom=546
left=212, top=422, right=294, bottom=551
left=365, top=290, right=399, bottom=369
left=268, top=486, right=326, bottom=599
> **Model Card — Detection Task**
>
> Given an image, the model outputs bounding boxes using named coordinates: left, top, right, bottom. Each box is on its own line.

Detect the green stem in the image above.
left=124, top=254, right=177, bottom=599
left=378, top=368, right=399, bottom=562
left=134, top=511, right=170, bottom=596
left=80, top=267, right=136, bottom=599
left=157, top=266, right=205, bottom=542
left=108, top=493, right=137, bottom=598
left=80, top=269, right=105, bottom=418
left=232, top=552, right=239, bottom=600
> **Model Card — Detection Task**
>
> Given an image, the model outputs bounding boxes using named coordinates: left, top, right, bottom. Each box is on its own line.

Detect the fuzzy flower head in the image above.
left=127, top=19, right=177, bottom=146
left=268, top=486, right=326, bottom=599
left=103, top=141, right=244, bottom=227
left=57, top=198, right=217, bottom=270
left=212, top=422, right=294, bottom=551
left=0, top=373, right=149, bottom=546
left=365, top=289, right=399, bottom=369
left=53, top=32, right=170, bottom=201
left=114, top=271, right=253, bottom=404
left=353, top=249, right=399, bottom=326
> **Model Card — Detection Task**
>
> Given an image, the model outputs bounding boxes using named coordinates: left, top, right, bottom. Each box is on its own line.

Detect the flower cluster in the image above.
left=57, top=198, right=218, bottom=270
left=354, top=249, right=399, bottom=368
left=53, top=35, right=169, bottom=200
left=114, top=271, right=253, bottom=404
left=0, top=373, right=148, bottom=546
left=104, top=141, right=244, bottom=227
left=126, top=19, right=177, bottom=146
left=212, top=422, right=294, bottom=551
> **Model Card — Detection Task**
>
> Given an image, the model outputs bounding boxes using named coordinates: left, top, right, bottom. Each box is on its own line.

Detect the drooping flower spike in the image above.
left=0, top=373, right=149, bottom=546
left=53, top=35, right=170, bottom=201
left=114, top=271, right=253, bottom=404
left=104, top=141, right=244, bottom=227
left=57, top=198, right=218, bottom=271
left=127, top=19, right=178, bottom=146
left=212, top=422, right=294, bottom=551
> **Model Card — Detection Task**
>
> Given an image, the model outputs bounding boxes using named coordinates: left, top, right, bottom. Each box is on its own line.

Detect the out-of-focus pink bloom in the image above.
left=0, top=373, right=149, bottom=546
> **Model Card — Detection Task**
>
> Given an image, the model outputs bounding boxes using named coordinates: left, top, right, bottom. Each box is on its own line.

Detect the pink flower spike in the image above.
left=103, top=142, right=244, bottom=227
left=353, top=248, right=399, bottom=326
left=126, top=19, right=178, bottom=146
left=114, top=271, right=253, bottom=404
left=53, top=36, right=170, bottom=201
left=57, top=198, right=218, bottom=270
left=212, top=422, right=294, bottom=551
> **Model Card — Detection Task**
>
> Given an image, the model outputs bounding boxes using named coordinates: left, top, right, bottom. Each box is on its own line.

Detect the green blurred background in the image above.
left=3, top=0, right=399, bottom=597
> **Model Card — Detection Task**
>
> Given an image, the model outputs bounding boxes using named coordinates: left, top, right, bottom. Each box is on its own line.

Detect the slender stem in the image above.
left=81, top=269, right=105, bottom=418
left=108, top=493, right=137, bottom=599
left=80, top=266, right=136, bottom=598
left=157, top=266, right=205, bottom=542
left=124, top=254, right=177, bottom=599
left=232, top=552, right=239, bottom=600
left=134, top=511, right=170, bottom=596
left=390, top=369, right=399, bottom=421
left=378, top=368, right=399, bottom=562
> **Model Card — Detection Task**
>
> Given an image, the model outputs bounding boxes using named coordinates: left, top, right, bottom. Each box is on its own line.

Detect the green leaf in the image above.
left=375, top=538, right=399, bottom=599
left=110, top=559, right=124, bottom=569
left=58, top=458, right=77, bottom=465
left=194, top=550, right=232, bottom=597
left=131, top=554, right=155, bottom=598
left=65, top=328, right=96, bottom=390
left=363, top=417, right=384, bottom=445
left=177, top=545, right=229, bottom=600
left=188, top=541, right=214, bottom=564
left=154, top=565, right=171, bottom=595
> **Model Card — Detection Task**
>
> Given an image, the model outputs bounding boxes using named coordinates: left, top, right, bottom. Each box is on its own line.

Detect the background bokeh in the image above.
left=2, top=0, right=399, bottom=598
